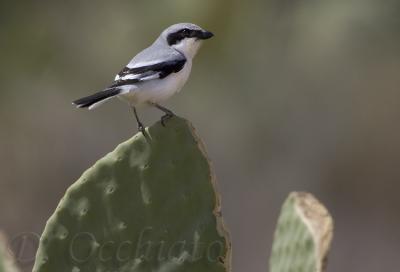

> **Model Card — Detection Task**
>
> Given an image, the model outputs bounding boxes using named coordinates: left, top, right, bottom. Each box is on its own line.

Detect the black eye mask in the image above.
left=167, top=29, right=205, bottom=45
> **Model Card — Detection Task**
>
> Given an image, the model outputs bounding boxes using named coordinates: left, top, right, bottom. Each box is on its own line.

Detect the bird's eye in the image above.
left=182, top=29, right=190, bottom=36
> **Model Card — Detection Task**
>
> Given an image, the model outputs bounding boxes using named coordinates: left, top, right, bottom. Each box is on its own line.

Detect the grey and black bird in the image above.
left=73, top=23, right=214, bottom=132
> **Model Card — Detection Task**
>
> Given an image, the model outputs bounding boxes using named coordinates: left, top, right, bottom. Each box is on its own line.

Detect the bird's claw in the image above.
left=138, top=122, right=145, bottom=134
left=161, top=113, right=174, bottom=127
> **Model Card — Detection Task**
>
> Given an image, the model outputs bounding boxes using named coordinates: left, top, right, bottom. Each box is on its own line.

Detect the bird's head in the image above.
left=161, top=23, right=214, bottom=59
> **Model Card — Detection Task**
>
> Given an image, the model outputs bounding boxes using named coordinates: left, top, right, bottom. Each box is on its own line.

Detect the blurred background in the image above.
left=1, top=0, right=400, bottom=271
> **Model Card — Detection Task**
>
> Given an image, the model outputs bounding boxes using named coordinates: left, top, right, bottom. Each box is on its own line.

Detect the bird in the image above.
left=73, top=23, right=214, bottom=133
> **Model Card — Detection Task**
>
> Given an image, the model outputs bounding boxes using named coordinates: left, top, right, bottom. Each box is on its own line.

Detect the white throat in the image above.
left=172, top=38, right=203, bottom=60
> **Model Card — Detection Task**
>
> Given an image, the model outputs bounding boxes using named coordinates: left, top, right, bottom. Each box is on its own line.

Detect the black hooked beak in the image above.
left=199, top=30, right=214, bottom=40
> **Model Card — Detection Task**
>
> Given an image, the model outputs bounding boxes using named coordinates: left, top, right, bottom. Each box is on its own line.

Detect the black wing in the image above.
left=110, top=58, right=187, bottom=88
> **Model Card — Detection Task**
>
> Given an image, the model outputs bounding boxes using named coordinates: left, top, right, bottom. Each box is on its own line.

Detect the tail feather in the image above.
left=73, top=88, right=122, bottom=109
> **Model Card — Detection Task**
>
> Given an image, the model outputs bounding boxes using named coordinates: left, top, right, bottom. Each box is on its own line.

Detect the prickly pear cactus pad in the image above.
left=269, top=192, right=333, bottom=272
left=33, top=117, right=231, bottom=272
left=0, top=234, right=4, bottom=272
left=0, top=232, right=19, bottom=272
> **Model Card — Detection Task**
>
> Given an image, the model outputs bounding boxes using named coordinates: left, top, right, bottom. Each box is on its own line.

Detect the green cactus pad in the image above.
left=0, top=233, right=19, bottom=272
left=33, top=117, right=231, bottom=272
left=269, top=192, right=333, bottom=272
left=0, top=240, right=3, bottom=272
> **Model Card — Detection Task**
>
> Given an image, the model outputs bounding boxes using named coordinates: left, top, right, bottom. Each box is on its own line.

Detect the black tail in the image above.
left=73, top=88, right=121, bottom=109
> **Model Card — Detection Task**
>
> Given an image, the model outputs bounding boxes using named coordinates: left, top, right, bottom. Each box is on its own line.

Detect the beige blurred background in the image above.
left=1, top=0, right=400, bottom=271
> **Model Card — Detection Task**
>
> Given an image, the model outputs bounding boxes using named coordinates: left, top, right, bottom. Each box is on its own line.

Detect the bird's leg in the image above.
left=131, top=106, right=145, bottom=134
left=153, top=103, right=175, bottom=127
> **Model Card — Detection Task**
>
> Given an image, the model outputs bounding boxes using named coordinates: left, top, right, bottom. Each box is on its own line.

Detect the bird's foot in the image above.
left=161, top=112, right=175, bottom=127
left=138, top=122, right=146, bottom=134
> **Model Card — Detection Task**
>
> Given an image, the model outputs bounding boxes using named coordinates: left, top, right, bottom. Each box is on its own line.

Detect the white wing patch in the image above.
left=115, top=74, right=142, bottom=81
left=115, top=71, right=161, bottom=82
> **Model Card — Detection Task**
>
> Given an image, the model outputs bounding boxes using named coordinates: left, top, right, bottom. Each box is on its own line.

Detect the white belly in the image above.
left=119, top=61, right=192, bottom=106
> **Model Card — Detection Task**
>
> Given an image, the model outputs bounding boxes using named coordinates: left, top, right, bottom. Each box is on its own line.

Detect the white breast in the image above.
left=119, top=60, right=192, bottom=106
